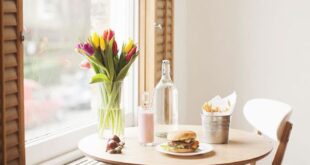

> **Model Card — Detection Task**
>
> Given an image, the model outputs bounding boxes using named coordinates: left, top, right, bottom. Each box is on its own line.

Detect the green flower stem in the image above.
left=97, top=82, right=124, bottom=138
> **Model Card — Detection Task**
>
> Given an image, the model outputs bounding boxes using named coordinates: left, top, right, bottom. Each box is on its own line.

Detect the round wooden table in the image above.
left=78, top=125, right=273, bottom=165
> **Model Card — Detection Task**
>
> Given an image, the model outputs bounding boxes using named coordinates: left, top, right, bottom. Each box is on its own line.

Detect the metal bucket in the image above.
left=201, top=114, right=231, bottom=144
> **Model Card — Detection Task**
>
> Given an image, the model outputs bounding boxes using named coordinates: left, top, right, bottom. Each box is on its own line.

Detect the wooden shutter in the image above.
left=0, top=0, right=25, bottom=164
left=139, top=0, right=174, bottom=97
left=154, top=0, right=174, bottom=81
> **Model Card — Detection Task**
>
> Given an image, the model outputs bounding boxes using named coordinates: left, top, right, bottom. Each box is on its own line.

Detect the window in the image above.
left=24, top=0, right=138, bottom=164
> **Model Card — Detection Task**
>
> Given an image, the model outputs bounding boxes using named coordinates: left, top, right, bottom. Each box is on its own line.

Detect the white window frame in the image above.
left=25, top=0, right=138, bottom=164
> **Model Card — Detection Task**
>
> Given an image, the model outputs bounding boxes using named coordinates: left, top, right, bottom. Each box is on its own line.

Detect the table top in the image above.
left=78, top=125, right=273, bottom=165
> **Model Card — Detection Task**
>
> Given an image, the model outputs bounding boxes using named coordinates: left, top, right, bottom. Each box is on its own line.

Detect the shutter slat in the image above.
left=155, top=56, right=164, bottom=63
left=6, top=146, right=19, bottom=161
left=5, top=94, right=18, bottom=108
left=156, top=1, right=165, bottom=9
left=155, top=29, right=172, bottom=36
left=156, top=18, right=165, bottom=26
left=155, top=32, right=172, bottom=39
left=4, top=41, right=18, bottom=54
left=6, top=134, right=19, bottom=149
left=166, top=43, right=173, bottom=52
left=6, top=120, right=19, bottom=135
left=155, top=30, right=164, bottom=36
left=4, top=14, right=17, bottom=26
left=158, top=35, right=172, bottom=43
left=156, top=11, right=164, bottom=18
left=166, top=17, right=172, bottom=26
left=4, top=67, right=18, bottom=81
left=6, top=107, right=18, bottom=122
left=5, top=80, right=18, bottom=95
left=156, top=0, right=172, bottom=9
left=166, top=53, right=173, bottom=59
left=166, top=26, right=172, bottom=34
left=156, top=10, right=172, bottom=18
left=156, top=46, right=164, bottom=54
left=4, top=54, right=18, bottom=67
left=4, top=27, right=17, bottom=40
left=166, top=9, right=172, bottom=17
left=8, top=159, right=19, bottom=165
left=167, top=35, right=172, bottom=42
left=156, top=42, right=172, bottom=54
left=167, top=0, right=172, bottom=9
left=155, top=18, right=172, bottom=27
left=3, top=1, right=17, bottom=13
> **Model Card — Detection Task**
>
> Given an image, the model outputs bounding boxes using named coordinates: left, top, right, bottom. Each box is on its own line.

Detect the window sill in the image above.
left=26, top=112, right=135, bottom=164
left=40, top=149, right=84, bottom=165
left=26, top=122, right=97, bottom=165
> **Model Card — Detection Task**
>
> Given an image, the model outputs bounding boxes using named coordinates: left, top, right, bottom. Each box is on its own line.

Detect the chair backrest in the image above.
left=243, top=98, right=292, bottom=141
left=243, top=98, right=293, bottom=165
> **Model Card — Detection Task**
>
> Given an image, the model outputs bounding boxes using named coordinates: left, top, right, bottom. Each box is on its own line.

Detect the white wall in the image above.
left=174, top=0, right=310, bottom=164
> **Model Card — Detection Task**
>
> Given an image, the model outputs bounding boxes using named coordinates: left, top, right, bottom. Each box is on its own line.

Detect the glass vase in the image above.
left=94, top=81, right=125, bottom=139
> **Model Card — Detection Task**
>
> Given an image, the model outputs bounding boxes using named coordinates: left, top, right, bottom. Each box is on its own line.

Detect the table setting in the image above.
left=75, top=28, right=273, bottom=165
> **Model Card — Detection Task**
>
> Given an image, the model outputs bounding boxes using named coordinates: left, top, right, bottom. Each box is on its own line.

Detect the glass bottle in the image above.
left=153, top=60, right=178, bottom=138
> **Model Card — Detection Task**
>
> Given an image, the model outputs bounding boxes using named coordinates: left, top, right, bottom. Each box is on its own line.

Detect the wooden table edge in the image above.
left=78, top=126, right=274, bottom=165
left=217, top=149, right=272, bottom=165
left=78, top=147, right=139, bottom=165
left=78, top=141, right=273, bottom=165
left=79, top=150, right=272, bottom=165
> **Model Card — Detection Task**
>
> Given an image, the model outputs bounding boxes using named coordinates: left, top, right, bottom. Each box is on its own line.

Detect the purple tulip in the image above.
left=76, top=42, right=94, bottom=56
left=82, top=42, right=95, bottom=56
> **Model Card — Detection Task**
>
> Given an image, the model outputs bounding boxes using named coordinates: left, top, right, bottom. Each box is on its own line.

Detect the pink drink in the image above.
left=138, top=108, right=154, bottom=145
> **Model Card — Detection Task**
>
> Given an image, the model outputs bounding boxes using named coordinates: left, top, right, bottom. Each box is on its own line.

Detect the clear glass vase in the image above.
left=94, top=81, right=125, bottom=139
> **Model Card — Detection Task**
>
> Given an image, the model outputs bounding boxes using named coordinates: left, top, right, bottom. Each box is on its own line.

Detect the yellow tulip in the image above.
left=124, top=39, right=134, bottom=53
left=91, top=32, right=100, bottom=49
left=99, top=36, right=106, bottom=51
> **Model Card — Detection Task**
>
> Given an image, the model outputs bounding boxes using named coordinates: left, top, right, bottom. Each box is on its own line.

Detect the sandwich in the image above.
left=166, top=130, right=199, bottom=153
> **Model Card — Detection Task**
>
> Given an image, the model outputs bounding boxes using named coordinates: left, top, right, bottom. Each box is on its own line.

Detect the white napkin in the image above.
left=202, top=92, right=237, bottom=116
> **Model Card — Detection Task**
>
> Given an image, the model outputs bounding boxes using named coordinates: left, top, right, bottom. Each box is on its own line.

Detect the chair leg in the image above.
left=272, top=122, right=293, bottom=165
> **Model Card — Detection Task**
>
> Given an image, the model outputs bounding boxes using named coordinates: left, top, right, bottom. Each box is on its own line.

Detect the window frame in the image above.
left=24, top=0, right=139, bottom=164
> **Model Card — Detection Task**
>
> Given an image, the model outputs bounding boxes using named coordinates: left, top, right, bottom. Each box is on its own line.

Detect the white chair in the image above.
left=243, top=98, right=293, bottom=165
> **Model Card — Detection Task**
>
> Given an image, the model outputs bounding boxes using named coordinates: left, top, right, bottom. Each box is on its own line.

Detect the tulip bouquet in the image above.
left=76, top=29, right=138, bottom=138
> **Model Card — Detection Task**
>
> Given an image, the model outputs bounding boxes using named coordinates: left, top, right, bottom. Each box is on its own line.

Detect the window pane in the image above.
left=24, top=0, right=136, bottom=142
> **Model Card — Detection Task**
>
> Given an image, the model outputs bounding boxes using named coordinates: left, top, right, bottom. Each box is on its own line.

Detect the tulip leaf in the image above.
left=101, top=49, right=108, bottom=68
left=106, top=39, right=115, bottom=81
left=90, top=73, right=110, bottom=84
left=113, top=54, right=119, bottom=72
left=94, top=50, right=103, bottom=66
left=115, top=52, right=138, bottom=81
left=85, top=55, right=110, bottom=79
left=118, top=51, right=126, bottom=73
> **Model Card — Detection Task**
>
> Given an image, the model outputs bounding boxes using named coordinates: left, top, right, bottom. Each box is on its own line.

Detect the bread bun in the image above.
left=167, top=147, right=196, bottom=153
left=167, top=130, right=197, bottom=141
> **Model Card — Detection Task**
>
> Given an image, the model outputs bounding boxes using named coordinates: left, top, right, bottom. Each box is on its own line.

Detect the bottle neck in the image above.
left=161, top=61, right=172, bottom=81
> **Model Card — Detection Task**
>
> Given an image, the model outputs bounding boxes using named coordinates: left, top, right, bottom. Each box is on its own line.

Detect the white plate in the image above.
left=156, top=142, right=213, bottom=156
